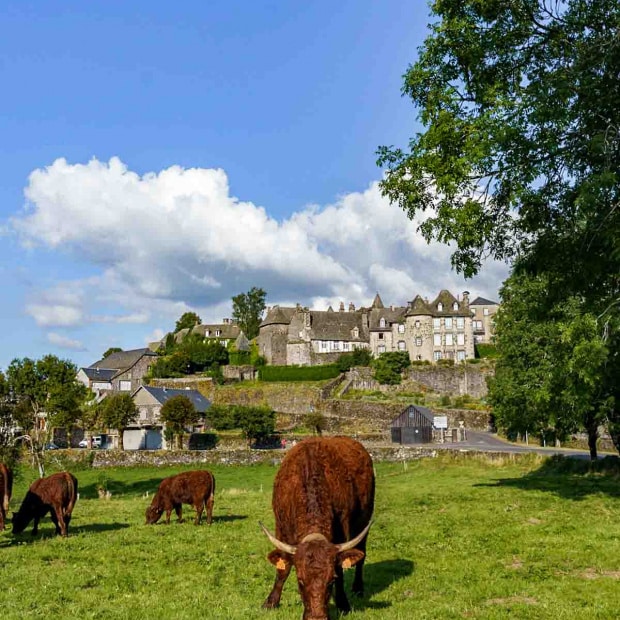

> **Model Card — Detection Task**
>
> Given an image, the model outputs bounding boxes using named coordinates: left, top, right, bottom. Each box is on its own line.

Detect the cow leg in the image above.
left=205, top=494, right=214, bottom=525
left=333, top=565, right=351, bottom=613
left=0, top=508, right=5, bottom=531
left=165, top=509, right=172, bottom=525
left=352, top=538, right=368, bottom=596
left=175, top=504, right=184, bottom=523
left=31, top=516, right=40, bottom=536
left=194, top=502, right=203, bottom=526
left=263, top=563, right=292, bottom=609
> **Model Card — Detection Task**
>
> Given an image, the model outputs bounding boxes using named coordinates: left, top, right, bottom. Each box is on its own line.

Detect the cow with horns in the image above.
left=260, top=436, right=375, bottom=619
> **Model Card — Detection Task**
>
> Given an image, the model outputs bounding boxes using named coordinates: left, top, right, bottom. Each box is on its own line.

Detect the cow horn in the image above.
left=335, top=520, right=373, bottom=553
left=259, top=521, right=297, bottom=555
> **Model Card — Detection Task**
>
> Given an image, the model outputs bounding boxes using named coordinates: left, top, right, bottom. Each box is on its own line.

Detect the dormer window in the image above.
left=379, top=318, right=386, bottom=328
left=352, top=327, right=359, bottom=338
left=453, top=302, right=459, bottom=310
left=437, top=302, right=443, bottom=312
left=215, top=330, right=221, bottom=337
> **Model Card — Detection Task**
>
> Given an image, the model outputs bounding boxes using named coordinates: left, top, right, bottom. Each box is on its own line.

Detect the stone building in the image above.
left=469, top=296, right=499, bottom=344
left=258, top=290, right=481, bottom=366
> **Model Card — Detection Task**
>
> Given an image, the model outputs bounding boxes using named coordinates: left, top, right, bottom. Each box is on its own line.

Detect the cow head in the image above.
left=260, top=522, right=371, bottom=620
left=11, top=511, right=29, bottom=535
left=145, top=504, right=163, bottom=525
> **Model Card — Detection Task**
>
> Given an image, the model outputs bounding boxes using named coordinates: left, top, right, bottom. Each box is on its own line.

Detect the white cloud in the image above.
left=12, top=157, right=508, bottom=334
left=47, top=332, right=86, bottom=351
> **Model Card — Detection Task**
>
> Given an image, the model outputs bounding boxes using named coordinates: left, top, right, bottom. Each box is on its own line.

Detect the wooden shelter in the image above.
left=390, top=404, right=434, bottom=445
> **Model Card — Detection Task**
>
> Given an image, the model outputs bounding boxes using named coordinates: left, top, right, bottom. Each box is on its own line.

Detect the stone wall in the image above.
left=406, top=365, right=493, bottom=398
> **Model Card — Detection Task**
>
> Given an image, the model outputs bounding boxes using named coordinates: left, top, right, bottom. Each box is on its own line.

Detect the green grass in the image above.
left=1, top=455, right=619, bottom=619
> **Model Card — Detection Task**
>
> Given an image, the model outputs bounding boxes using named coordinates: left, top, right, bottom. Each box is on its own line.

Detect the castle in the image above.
left=257, top=290, right=498, bottom=366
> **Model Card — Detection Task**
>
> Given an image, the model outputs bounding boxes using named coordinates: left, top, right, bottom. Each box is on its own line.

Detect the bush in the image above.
left=228, top=351, right=251, bottom=366
left=206, top=404, right=239, bottom=430
left=335, top=348, right=373, bottom=372
left=372, top=351, right=411, bottom=385
left=188, top=433, right=219, bottom=450
left=475, top=343, right=499, bottom=358
left=437, top=358, right=455, bottom=366
left=259, top=365, right=340, bottom=382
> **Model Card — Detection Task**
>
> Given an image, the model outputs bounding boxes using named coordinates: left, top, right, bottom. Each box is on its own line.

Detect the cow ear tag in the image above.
left=342, top=558, right=352, bottom=569
left=276, top=558, right=287, bottom=570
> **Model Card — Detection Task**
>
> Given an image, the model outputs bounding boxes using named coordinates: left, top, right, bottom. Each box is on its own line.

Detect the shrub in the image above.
left=475, top=343, right=499, bottom=359
left=372, top=351, right=411, bottom=385
left=188, top=433, right=219, bottom=450
left=436, top=358, right=455, bottom=366
left=259, top=365, right=340, bottom=382
left=336, top=348, right=373, bottom=372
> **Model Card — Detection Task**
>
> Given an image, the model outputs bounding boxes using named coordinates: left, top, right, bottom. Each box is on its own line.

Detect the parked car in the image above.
left=78, top=436, right=103, bottom=448
left=44, top=442, right=60, bottom=450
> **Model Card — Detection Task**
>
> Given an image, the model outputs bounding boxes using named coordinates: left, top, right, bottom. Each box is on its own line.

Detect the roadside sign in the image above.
left=433, top=416, right=448, bottom=429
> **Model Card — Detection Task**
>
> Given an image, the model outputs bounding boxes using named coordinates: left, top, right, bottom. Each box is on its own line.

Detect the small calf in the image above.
left=145, top=470, right=215, bottom=525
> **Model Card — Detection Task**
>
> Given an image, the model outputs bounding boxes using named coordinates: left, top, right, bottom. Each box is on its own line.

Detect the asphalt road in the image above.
left=436, top=430, right=605, bottom=459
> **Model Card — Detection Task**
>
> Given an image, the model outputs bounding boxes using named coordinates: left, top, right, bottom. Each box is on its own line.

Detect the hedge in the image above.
left=258, top=365, right=340, bottom=382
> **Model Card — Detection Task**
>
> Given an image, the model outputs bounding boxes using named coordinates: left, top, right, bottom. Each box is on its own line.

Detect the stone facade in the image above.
left=259, top=290, right=484, bottom=366
left=469, top=296, right=499, bottom=344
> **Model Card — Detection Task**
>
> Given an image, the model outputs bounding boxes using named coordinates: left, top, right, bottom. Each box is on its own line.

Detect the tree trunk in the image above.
left=587, top=425, right=598, bottom=461
left=118, top=428, right=124, bottom=451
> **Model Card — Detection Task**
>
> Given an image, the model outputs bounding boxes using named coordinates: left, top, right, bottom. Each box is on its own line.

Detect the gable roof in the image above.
left=80, top=367, right=116, bottom=382
left=260, top=305, right=297, bottom=327
left=89, top=348, right=157, bottom=371
left=136, top=386, right=211, bottom=413
left=470, top=296, right=499, bottom=306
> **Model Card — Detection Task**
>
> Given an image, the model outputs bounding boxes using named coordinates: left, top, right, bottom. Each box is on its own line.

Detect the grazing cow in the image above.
left=0, top=463, right=13, bottom=531
left=260, top=436, right=375, bottom=620
left=145, top=470, right=215, bottom=526
left=12, top=472, right=78, bottom=537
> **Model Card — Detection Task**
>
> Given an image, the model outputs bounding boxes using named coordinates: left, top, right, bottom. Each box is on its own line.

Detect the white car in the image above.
left=79, top=436, right=102, bottom=448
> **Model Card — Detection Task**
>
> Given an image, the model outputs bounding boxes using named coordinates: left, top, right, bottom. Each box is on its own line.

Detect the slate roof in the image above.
left=89, top=348, right=157, bottom=371
left=405, top=295, right=434, bottom=317
left=81, top=367, right=116, bottom=382
left=234, top=331, right=250, bottom=351
left=137, top=386, right=212, bottom=413
left=260, top=306, right=297, bottom=328
left=470, top=296, right=499, bottom=306
left=307, top=310, right=368, bottom=341
left=368, top=306, right=406, bottom=330
left=191, top=323, right=241, bottom=339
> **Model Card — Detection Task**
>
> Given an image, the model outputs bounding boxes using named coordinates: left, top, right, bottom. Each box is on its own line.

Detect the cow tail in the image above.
left=65, top=473, right=78, bottom=516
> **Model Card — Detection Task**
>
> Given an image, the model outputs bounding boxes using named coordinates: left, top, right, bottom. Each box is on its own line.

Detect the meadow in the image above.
left=0, top=453, right=619, bottom=619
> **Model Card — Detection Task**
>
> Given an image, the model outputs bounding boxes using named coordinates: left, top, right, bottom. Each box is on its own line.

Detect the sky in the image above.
left=0, top=0, right=509, bottom=370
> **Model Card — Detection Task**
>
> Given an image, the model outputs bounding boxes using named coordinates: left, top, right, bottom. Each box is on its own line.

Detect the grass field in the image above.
left=1, top=454, right=619, bottom=619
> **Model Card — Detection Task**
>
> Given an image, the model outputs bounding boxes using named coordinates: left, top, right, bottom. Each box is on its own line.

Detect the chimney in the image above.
left=462, top=290, right=470, bottom=304
left=223, top=318, right=230, bottom=324
left=339, top=301, right=345, bottom=312
left=349, top=302, right=355, bottom=312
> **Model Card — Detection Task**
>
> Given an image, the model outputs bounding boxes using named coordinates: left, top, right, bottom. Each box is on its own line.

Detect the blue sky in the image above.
left=0, top=0, right=507, bottom=370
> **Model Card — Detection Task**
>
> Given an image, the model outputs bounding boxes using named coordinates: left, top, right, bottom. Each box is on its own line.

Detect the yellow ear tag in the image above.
left=276, top=559, right=287, bottom=570
left=342, top=558, right=352, bottom=570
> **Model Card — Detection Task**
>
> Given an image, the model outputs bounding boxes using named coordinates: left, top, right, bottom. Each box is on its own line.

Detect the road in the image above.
left=436, top=430, right=605, bottom=459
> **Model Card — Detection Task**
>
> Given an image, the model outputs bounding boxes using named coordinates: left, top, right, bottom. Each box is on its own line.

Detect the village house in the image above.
left=258, top=290, right=485, bottom=366
left=469, top=296, right=499, bottom=344
left=149, top=318, right=248, bottom=352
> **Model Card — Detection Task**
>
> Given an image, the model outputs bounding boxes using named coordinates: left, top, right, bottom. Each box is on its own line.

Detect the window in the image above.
left=474, top=320, right=483, bottom=330
left=379, top=332, right=384, bottom=340
left=398, top=323, right=405, bottom=333
left=333, top=341, right=340, bottom=351
left=379, top=318, right=386, bottom=328
left=139, top=407, right=148, bottom=420
left=433, top=318, right=441, bottom=330
left=398, top=340, right=406, bottom=351
left=415, top=320, right=421, bottom=328
left=453, top=302, right=459, bottom=310
left=456, top=317, right=464, bottom=329
left=445, top=333, right=453, bottom=346
left=483, top=308, right=490, bottom=316
left=433, top=351, right=442, bottom=361
left=415, top=337, right=422, bottom=347
left=215, top=329, right=221, bottom=337
left=119, top=380, right=131, bottom=391
left=445, top=317, right=453, bottom=329
left=433, top=333, right=442, bottom=346
left=416, top=354, right=422, bottom=360
left=343, top=342, right=350, bottom=351
left=457, top=333, right=465, bottom=346
left=437, top=302, right=443, bottom=311
left=378, top=344, right=386, bottom=354
left=457, top=350, right=466, bottom=361
left=205, top=330, right=210, bottom=337
left=321, top=341, right=328, bottom=351
left=352, top=327, right=359, bottom=338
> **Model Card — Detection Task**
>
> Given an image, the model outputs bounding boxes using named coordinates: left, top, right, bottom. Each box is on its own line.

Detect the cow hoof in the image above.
left=262, top=599, right=280, bottom=609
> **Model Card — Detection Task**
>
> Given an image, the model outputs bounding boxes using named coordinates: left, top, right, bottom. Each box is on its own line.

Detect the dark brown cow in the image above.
left=145, top=470, right=215, bottom=525
left=260, top=436, right=375, bottom=620
left=0, top=463, right=13, bottom=531
left=12, top=472, right=78, bottom=537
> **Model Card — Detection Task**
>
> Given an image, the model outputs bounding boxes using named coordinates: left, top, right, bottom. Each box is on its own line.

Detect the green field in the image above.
left=1, top=454, right=619, bottom=619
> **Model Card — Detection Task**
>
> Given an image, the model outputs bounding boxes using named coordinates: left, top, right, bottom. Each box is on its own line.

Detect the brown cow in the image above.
left=145, top=470, right=215, bottom=525
left=260, top=436, right=375, bottom=620
left=0, top=463, right=13, bottom=531
left=12, top=472, right=78, bottom=537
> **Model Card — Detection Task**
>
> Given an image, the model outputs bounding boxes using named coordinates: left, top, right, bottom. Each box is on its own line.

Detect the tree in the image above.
left=239, top=405, right=276, bottom=446
left=102, top=347, right=122, bottom=360
left=175, top=312, right=202, bottom=333
left=7, top=355, right=88, bottom=474
left=232, top=287, right=266, bottom=340
left=377, top=0, right=620, bottom=452
left=160, top=395, right=200, bottom=449
left=336, top=348, right=373, bottom=372
left=101, top=393, right=138, bottom=450
left=488, top=273, right=611, bottom=459
left=372, top=351, right=411, bottom=385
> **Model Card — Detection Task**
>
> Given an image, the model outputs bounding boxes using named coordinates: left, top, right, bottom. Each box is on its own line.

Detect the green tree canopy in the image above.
left=160, top=395, right=200, bottom=449
left=101, top=393, right=138, bottom=450
left=102, top=347, right=122, bottom=360
left=232, top=287, right=266, bottom=340
left=174, top=311, right=202, bottom=333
